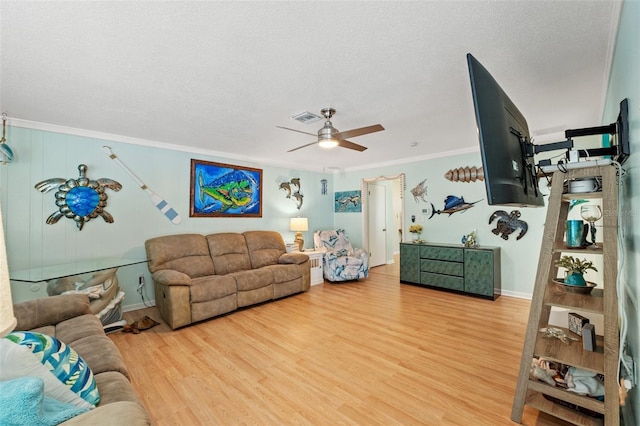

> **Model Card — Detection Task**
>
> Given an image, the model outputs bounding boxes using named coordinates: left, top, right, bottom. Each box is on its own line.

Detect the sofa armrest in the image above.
left=278, top=252, right=309, bottom=265
left=151, top=269, right=192, bottom=286
left=13, top=294, right=91, bottom=331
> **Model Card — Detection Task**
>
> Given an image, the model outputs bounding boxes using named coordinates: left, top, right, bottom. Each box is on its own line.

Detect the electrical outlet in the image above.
left=137, top=273, right=145, bottom=294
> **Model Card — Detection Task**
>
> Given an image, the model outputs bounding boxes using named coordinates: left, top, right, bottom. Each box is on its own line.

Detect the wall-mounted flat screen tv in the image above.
left=467, top=53, right=544, bottom=207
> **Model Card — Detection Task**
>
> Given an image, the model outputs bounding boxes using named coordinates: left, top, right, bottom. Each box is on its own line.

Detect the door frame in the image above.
left=361, top=173, right=405, bottom=264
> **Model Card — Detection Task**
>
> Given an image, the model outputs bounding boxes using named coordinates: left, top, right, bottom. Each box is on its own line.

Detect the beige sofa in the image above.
left=12, top=294, right=152, bottom=425
left=145, top=230, right=310, bottom=329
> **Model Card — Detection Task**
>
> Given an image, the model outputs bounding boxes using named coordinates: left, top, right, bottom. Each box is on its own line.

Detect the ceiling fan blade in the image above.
left=334, top=124, right=384, bottom=140
left=276, top=126, right=317, bottom=137
left=338, top=139, right=367, bottom=152
left=287, top=141, right=320, bottom=152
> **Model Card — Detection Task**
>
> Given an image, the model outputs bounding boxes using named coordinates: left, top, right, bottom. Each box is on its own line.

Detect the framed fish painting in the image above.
left=335, top=190, right=362, bottom=213
left=189, top=159, right=262, bottom=217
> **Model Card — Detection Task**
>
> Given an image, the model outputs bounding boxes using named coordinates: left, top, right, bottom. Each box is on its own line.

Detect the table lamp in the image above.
left=289, top=217, right=308, bottom=252
left=0, top=205, right=16, bottom=337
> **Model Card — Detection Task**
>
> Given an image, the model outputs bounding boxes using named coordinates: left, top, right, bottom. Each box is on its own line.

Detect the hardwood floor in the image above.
left=111, top=259, right=570, bottom=425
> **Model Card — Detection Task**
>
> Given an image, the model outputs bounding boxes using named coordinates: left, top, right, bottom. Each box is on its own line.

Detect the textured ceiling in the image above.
left=0, top=1, right=621, bottom=171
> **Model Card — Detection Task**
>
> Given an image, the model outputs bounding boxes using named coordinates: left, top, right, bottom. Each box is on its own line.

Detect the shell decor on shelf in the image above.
left=444, top=166, right=484, bottom=183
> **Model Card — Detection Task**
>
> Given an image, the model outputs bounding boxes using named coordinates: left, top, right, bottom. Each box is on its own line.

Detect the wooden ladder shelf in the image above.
left=511, top=165, right=620, bottom=425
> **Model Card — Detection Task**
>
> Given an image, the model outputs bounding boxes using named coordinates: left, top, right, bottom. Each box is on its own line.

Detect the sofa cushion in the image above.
left=55, top=313, right=106, bottom=346
left=68, top=335, right=129, bottom=378
left=145, top=234, right=215, bottom=277
left=206, top=233, right=252, bottom=274
left=231, top=268, right=274, bottom=291
left=190, top=274, right=237, bottom=303
left=93, top=372, right=141, bottom=406
left=13, top=294, right=91, bottom=331
left=243, top=231, right=286, bottom=269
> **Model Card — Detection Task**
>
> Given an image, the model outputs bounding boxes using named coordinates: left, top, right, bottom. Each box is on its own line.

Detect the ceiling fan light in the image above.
left=319, top=139, right=339, bottom=149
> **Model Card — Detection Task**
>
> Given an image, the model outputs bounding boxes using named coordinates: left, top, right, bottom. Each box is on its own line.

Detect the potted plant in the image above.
left=555, top=255, right=597, bottom=286
left=409, top=224, right=423, bottom=242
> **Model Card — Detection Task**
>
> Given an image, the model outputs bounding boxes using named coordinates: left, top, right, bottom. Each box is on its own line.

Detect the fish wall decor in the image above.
left=279, top=177, right=303, bottom=209
left=444, top=166, right=484, bottom=183
left=34, top=164, right=122, bottom=230
left=410, top=178, right=428, bottom=202
left=426, top=195, right=482, bottom=219
left=334, top=190, right=361, bottom=213
left=190, top=160, right=262, bottom=217
left=489, top=210, right=528, bottom=240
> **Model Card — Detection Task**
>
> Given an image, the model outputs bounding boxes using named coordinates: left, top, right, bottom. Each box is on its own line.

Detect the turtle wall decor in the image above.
left=35, top=164, right=122, bottom=230
left=488, top=210, right=528, bottom=240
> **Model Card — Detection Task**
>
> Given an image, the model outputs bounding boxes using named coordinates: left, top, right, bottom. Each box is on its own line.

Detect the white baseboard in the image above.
left=123, top=301, right=155, bottom=312
left=499, top=290, right=532, bottom=300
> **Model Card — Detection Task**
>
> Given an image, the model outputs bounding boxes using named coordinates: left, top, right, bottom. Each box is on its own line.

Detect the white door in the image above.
left=368, top=183, right=386, bottom=267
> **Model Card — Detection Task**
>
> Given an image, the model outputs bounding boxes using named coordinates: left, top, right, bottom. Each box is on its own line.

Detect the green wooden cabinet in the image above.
left=399, top=243, right=420, bottom=283
left=400, top=242, right=501, bottom=300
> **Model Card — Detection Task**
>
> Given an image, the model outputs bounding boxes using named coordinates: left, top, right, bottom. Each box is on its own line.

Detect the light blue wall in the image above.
left=602, top=0, right=639, bottom=420
left=334, top=151, right=550, bottom=297
left=1, top=127, right=333, bottom=308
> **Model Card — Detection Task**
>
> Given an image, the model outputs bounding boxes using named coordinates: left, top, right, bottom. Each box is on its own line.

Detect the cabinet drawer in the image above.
left=420, top=246, right=463, bottom=262
left=421, top=259, right=463, bottom=276
left=421, top=272, right=464, bottom=291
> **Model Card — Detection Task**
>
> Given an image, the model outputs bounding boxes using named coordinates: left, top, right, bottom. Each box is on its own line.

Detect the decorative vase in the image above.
left=412, top=232, right=421, bottom=242
left=564, top=272, right=586, bottom=286
left=565, top=220, right=587, bottom=248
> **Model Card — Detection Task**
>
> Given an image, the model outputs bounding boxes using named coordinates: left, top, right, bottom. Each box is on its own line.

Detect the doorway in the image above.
left=361, top=174, right=405, bottom=267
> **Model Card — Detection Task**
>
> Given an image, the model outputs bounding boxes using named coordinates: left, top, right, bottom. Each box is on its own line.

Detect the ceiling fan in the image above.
left=277, top=107, right=384, bottom=152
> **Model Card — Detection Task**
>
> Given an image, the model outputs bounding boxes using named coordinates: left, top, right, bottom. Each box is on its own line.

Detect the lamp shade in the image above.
left=289, top=217, right=308, bottom=232
left=0, top=205, right=16, bottom=337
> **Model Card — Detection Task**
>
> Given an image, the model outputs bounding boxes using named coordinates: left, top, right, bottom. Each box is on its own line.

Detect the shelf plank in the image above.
left=526, top=389, right=604, bottom=425
left=552, top=245, right=604, bottom=255
left=528, top=380, right=605, bottom=414
left=562, top=192, right=603, bottom=202
left=534, top=326, right=605, bottom=374
left=544, top=285, right=604, bottom=314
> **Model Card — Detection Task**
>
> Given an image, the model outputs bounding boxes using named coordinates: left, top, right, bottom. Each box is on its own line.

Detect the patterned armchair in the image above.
left=313, top=229, right=369, bottom=282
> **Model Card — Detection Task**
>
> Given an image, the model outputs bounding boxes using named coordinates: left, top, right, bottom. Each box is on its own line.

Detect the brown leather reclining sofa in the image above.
left=145, top=231, right=310, bottom=329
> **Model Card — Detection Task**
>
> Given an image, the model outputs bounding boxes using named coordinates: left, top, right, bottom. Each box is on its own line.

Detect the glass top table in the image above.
left=10, top=257, right=148, bottom=283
